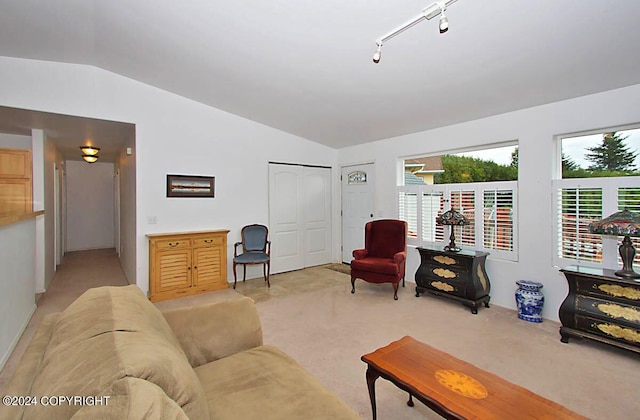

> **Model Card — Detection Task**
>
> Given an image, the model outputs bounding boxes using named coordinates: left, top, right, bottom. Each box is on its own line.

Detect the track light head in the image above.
left=372, top=44, right=382, bottom=64
left=439, top=8, right=449, bottom=33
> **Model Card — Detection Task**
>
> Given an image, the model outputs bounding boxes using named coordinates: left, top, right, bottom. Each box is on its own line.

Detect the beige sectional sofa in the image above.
left=1, top=285, right=360, bottom=419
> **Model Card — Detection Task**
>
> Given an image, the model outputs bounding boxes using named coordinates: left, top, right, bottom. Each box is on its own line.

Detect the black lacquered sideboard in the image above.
left=415, top=246, right=491, bottom=314
left=559, top=265, right=640, bottom=354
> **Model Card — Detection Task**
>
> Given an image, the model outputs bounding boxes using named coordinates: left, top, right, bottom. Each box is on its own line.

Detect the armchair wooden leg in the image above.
left=264, top=262, right=271, bottom=288
left=233, top=263, right=238, bottom=289
left=351, top=277, right=356, bottom=294
left=402, top=276, right=405, bottom=287
left=243, top=265, right=246, bottom=282
left=393, top=283, right=399, bottom=300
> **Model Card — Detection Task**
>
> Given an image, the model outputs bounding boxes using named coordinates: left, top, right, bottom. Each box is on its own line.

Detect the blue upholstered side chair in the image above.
left=233, top=224, right=271, bottom=289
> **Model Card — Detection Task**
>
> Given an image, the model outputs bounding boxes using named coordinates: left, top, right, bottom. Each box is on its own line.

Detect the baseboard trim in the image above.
left=0, top=303, right=37, bottom=371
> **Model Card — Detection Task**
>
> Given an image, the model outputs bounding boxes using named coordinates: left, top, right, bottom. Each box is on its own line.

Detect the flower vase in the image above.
left=515, top=280, right=544, bottom=323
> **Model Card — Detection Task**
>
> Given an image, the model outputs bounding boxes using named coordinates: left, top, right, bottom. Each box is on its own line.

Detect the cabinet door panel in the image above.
left=193, top=247, right=224, bottom=287
left=0, top=179, right=32, bottom=214
left=0, top=149, right=31, bottom=178
left=156, top=249, right=192, bottom=291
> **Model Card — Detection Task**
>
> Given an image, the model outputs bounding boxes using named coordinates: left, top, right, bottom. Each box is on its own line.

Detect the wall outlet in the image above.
left=147, top=216, right=157, bottom=224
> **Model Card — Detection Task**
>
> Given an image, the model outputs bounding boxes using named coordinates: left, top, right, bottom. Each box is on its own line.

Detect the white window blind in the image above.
left=483, top=189, right=514, bottom=252
left=398, top=181, right=518, bottom=261
left=618, top=186, right=640, bottom=267
left=553, top=177, right=640, bottom=269
left=399, top=190, right=418, bottom=239
left=421, top=191, right=444, bottom=243
left=451, top=190, right=476, bottom=247
left=557, top=187, right=603, bottom=263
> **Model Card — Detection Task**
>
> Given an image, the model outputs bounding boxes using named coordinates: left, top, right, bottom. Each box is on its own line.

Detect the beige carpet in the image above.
left=326, top=262, right=352, bottom=275
left=2, top=252, right=638, bottom=419
left=252, top=270, right=639, bottom=420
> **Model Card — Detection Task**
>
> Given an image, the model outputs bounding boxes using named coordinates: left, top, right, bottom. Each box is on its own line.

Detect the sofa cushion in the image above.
left=351, top=256, right=399, bottom=275
left=24, top=285, right=209, bottom=420
left=195, top=345, right=360, bottom=420
left=70, top=377, right=189, bottom=419
left=0, top=313, right=60, bottom=420
left=162, top=297, right=263, bottom=368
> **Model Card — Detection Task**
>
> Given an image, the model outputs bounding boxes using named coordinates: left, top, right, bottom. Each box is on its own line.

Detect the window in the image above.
left=398, top=181, right=518, bottom=261
left=554, top=127, right=640, bottom=270
left=399, top=144, right=518, bottom=261
left=561, top=128, right=640, bottom=178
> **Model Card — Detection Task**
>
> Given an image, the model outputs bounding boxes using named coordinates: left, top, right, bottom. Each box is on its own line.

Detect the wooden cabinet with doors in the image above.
left=147, top=229, right=229, bottom=302
left=0, top=148, right=32, bottom=215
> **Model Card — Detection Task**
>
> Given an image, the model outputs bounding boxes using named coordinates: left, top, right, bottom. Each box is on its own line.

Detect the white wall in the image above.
left=6, top=56, right=637, bottom=323
left=0, top=219, right=37, bottom=369
left=0, top=57, right=339, bottom=297
left=0, top=133, right=31, bottom=149
left=339, top=84, right=640, bottom=322
left=116, top=138, right=136, bottom=284
left=65, top=160, right=115, bottom=251
left=44, top=135, right=63, bottom=288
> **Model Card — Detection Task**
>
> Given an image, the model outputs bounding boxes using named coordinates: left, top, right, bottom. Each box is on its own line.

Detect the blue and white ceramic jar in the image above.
left=515, top=280, right=544, bottom=323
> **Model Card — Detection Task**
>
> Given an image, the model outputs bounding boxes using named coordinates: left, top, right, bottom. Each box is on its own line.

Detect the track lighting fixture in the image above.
left=372, top=0, right=457, bottom=64
left=439, top=7, right=449, bottom=33
left=372, top=43, right=382, bottom=63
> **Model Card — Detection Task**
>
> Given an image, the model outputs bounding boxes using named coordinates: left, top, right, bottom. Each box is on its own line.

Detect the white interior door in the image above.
left=269, top=164, right=304, bottom=273
left=303, top=167, right=331, bottom=267
left=341, top=163, right=375, bottom=263
left=269, top=163, right=332, bottom=273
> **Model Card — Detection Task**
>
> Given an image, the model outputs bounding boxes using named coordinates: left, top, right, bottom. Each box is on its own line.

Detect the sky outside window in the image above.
left=562, top=129, right=640, bottom=169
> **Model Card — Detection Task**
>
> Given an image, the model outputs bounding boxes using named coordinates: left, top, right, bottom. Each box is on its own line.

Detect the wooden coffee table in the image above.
left=361, top=336, right=587, bottom=420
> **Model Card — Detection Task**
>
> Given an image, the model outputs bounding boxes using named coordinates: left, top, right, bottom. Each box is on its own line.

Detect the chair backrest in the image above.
left=241, top=224, right=268, bottom=252
left=365, top=219, right=407, bottom=259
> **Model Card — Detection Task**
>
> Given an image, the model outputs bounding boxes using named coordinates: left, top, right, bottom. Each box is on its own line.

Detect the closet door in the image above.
left=269, top=164, right=331, bottom=274
left=303, top=166, right=331, bottom=267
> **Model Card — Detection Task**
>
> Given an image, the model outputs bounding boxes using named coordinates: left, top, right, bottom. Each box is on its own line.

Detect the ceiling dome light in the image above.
left=80, top=145, right=100, bottom=163
left=79, top=146, right=100, bottom=156
left=372, top=44, right=382, bottom=63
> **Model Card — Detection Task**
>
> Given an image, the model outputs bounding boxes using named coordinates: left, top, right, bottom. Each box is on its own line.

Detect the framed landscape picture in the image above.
left=166, top=174, right=215, bottom=198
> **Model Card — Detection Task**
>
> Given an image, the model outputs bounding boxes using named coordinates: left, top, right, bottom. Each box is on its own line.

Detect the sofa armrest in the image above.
left=161, top=297, right=263, bottom=368
left=352, top=248, right=368, bottom=259
left=393, top=251, right=406, bottom=264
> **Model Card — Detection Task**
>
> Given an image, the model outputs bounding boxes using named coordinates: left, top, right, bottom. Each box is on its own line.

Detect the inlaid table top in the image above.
left=361, top=336, right=588, bottom=420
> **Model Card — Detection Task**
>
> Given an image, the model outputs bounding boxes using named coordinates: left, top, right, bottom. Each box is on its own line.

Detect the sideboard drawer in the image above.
left=192, top=236, right=224, bottom=248
left=574, top=314, right=640, bottom=347
left=155, top=238, right=191, bottom=250
left=575, top=278, right=640, bottom=303
left=575, top=295, right=640, bottom=327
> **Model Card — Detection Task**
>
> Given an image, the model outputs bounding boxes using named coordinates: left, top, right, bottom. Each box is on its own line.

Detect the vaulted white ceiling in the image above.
left=1, top=0, right=640, bottom=150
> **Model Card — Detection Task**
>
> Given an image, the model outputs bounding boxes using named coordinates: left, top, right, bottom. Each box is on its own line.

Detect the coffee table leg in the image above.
left=365, top=366, right=380, bottom=420
left=407, top=393, right=414, bottom=407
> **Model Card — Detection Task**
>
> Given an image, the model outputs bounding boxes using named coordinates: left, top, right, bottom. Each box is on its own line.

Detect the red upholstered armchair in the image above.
left=350, top=219, right=408, bottom=300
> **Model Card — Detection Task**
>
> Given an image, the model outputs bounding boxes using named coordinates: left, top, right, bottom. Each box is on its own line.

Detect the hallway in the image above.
left=0, top=248, right=340, bottom=393
left=0, top=248, right=129, bottom=393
